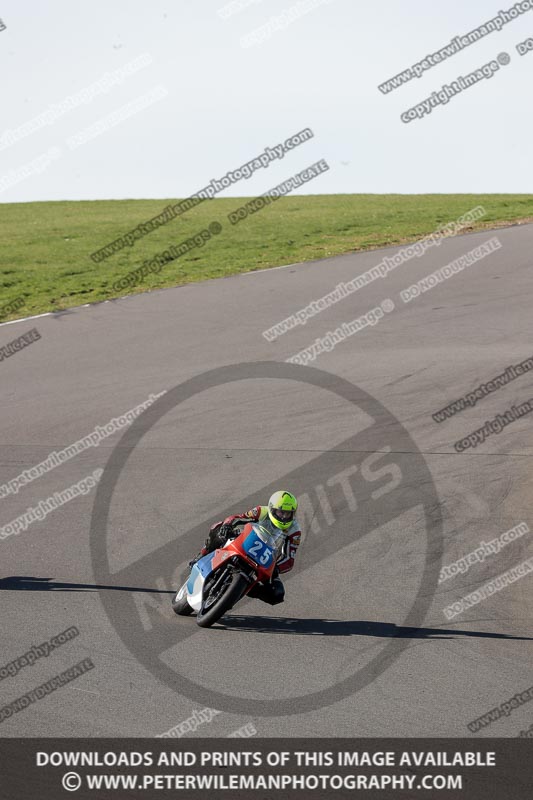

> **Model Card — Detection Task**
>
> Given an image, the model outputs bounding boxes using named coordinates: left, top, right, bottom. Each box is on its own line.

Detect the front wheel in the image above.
left=196, top=569, right=249, bottom=628
left=172, top=582, right=194, bottom=616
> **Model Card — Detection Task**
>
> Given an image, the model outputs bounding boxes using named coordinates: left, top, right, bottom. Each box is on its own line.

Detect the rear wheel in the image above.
left=196, top=569, right=249, bottom=628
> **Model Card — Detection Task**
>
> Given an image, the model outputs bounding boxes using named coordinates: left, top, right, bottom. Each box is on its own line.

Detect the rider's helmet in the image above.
left=268, top=490, right=298, bottom=531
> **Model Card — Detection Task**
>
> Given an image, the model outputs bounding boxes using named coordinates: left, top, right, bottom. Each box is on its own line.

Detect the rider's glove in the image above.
left=218, top=523, right=234, bottom=539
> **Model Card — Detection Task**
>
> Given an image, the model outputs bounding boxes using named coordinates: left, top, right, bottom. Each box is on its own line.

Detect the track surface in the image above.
left=1, top=222, right=532, bottom=737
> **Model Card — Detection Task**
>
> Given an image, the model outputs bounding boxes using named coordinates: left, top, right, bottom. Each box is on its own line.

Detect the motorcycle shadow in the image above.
left=0, top=576, right=173, bottom=593
left=215, top=616, right=533, bottom=640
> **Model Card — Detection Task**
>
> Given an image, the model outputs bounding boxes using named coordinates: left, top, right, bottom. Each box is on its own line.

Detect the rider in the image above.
left=190, top=490, right=301, bottom=606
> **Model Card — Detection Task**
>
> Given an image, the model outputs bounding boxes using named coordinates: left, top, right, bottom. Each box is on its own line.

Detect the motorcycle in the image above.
left=171, top=522, right=287, bottom=627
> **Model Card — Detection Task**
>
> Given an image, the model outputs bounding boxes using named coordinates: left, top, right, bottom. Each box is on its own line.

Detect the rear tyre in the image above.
left=196, top=569, right=249, bottom=628
left=172, top=583, right=194, bottom=616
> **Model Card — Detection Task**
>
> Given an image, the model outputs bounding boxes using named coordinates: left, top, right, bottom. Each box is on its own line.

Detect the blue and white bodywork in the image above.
left=174, top=552, right=219, bottom=612
left=185, top=552, right=218, bottom=611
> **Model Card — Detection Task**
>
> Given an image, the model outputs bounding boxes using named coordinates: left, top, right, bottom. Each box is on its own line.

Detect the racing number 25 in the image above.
left=248, top=539, right=272, bottom=565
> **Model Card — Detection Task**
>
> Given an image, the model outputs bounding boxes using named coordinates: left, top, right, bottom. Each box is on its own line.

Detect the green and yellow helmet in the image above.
left=268, top=490, right=298, bottom=531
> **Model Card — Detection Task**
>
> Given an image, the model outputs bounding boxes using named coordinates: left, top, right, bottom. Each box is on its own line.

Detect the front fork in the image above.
left=205, top=559, right=255, bottom=600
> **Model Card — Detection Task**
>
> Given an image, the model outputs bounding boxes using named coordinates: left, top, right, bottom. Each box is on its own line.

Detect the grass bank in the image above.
left=1, top=194, right=532, bottom=321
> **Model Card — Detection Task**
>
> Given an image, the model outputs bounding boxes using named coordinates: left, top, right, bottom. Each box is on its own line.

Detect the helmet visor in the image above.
left=272, top=507, right=294, bottom=524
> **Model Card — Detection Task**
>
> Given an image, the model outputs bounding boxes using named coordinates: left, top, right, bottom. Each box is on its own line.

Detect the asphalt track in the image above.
left=1, top=221, right=532, bottom=738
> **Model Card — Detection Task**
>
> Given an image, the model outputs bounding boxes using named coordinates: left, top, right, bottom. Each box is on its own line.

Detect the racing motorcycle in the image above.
left=171, top=522, right=286, bottom=628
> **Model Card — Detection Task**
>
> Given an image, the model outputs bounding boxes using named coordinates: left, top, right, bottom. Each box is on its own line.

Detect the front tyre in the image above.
left=172, top=582, right=194, bottom=616
left=196, top=569, right=249, bottom=628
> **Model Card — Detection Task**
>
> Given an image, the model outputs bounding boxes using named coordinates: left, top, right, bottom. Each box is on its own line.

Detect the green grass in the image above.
left=1, top=194, right=532, bottom=321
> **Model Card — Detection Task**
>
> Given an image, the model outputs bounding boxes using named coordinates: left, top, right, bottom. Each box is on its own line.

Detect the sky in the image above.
left=1, top=0, right=532, bottom=202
